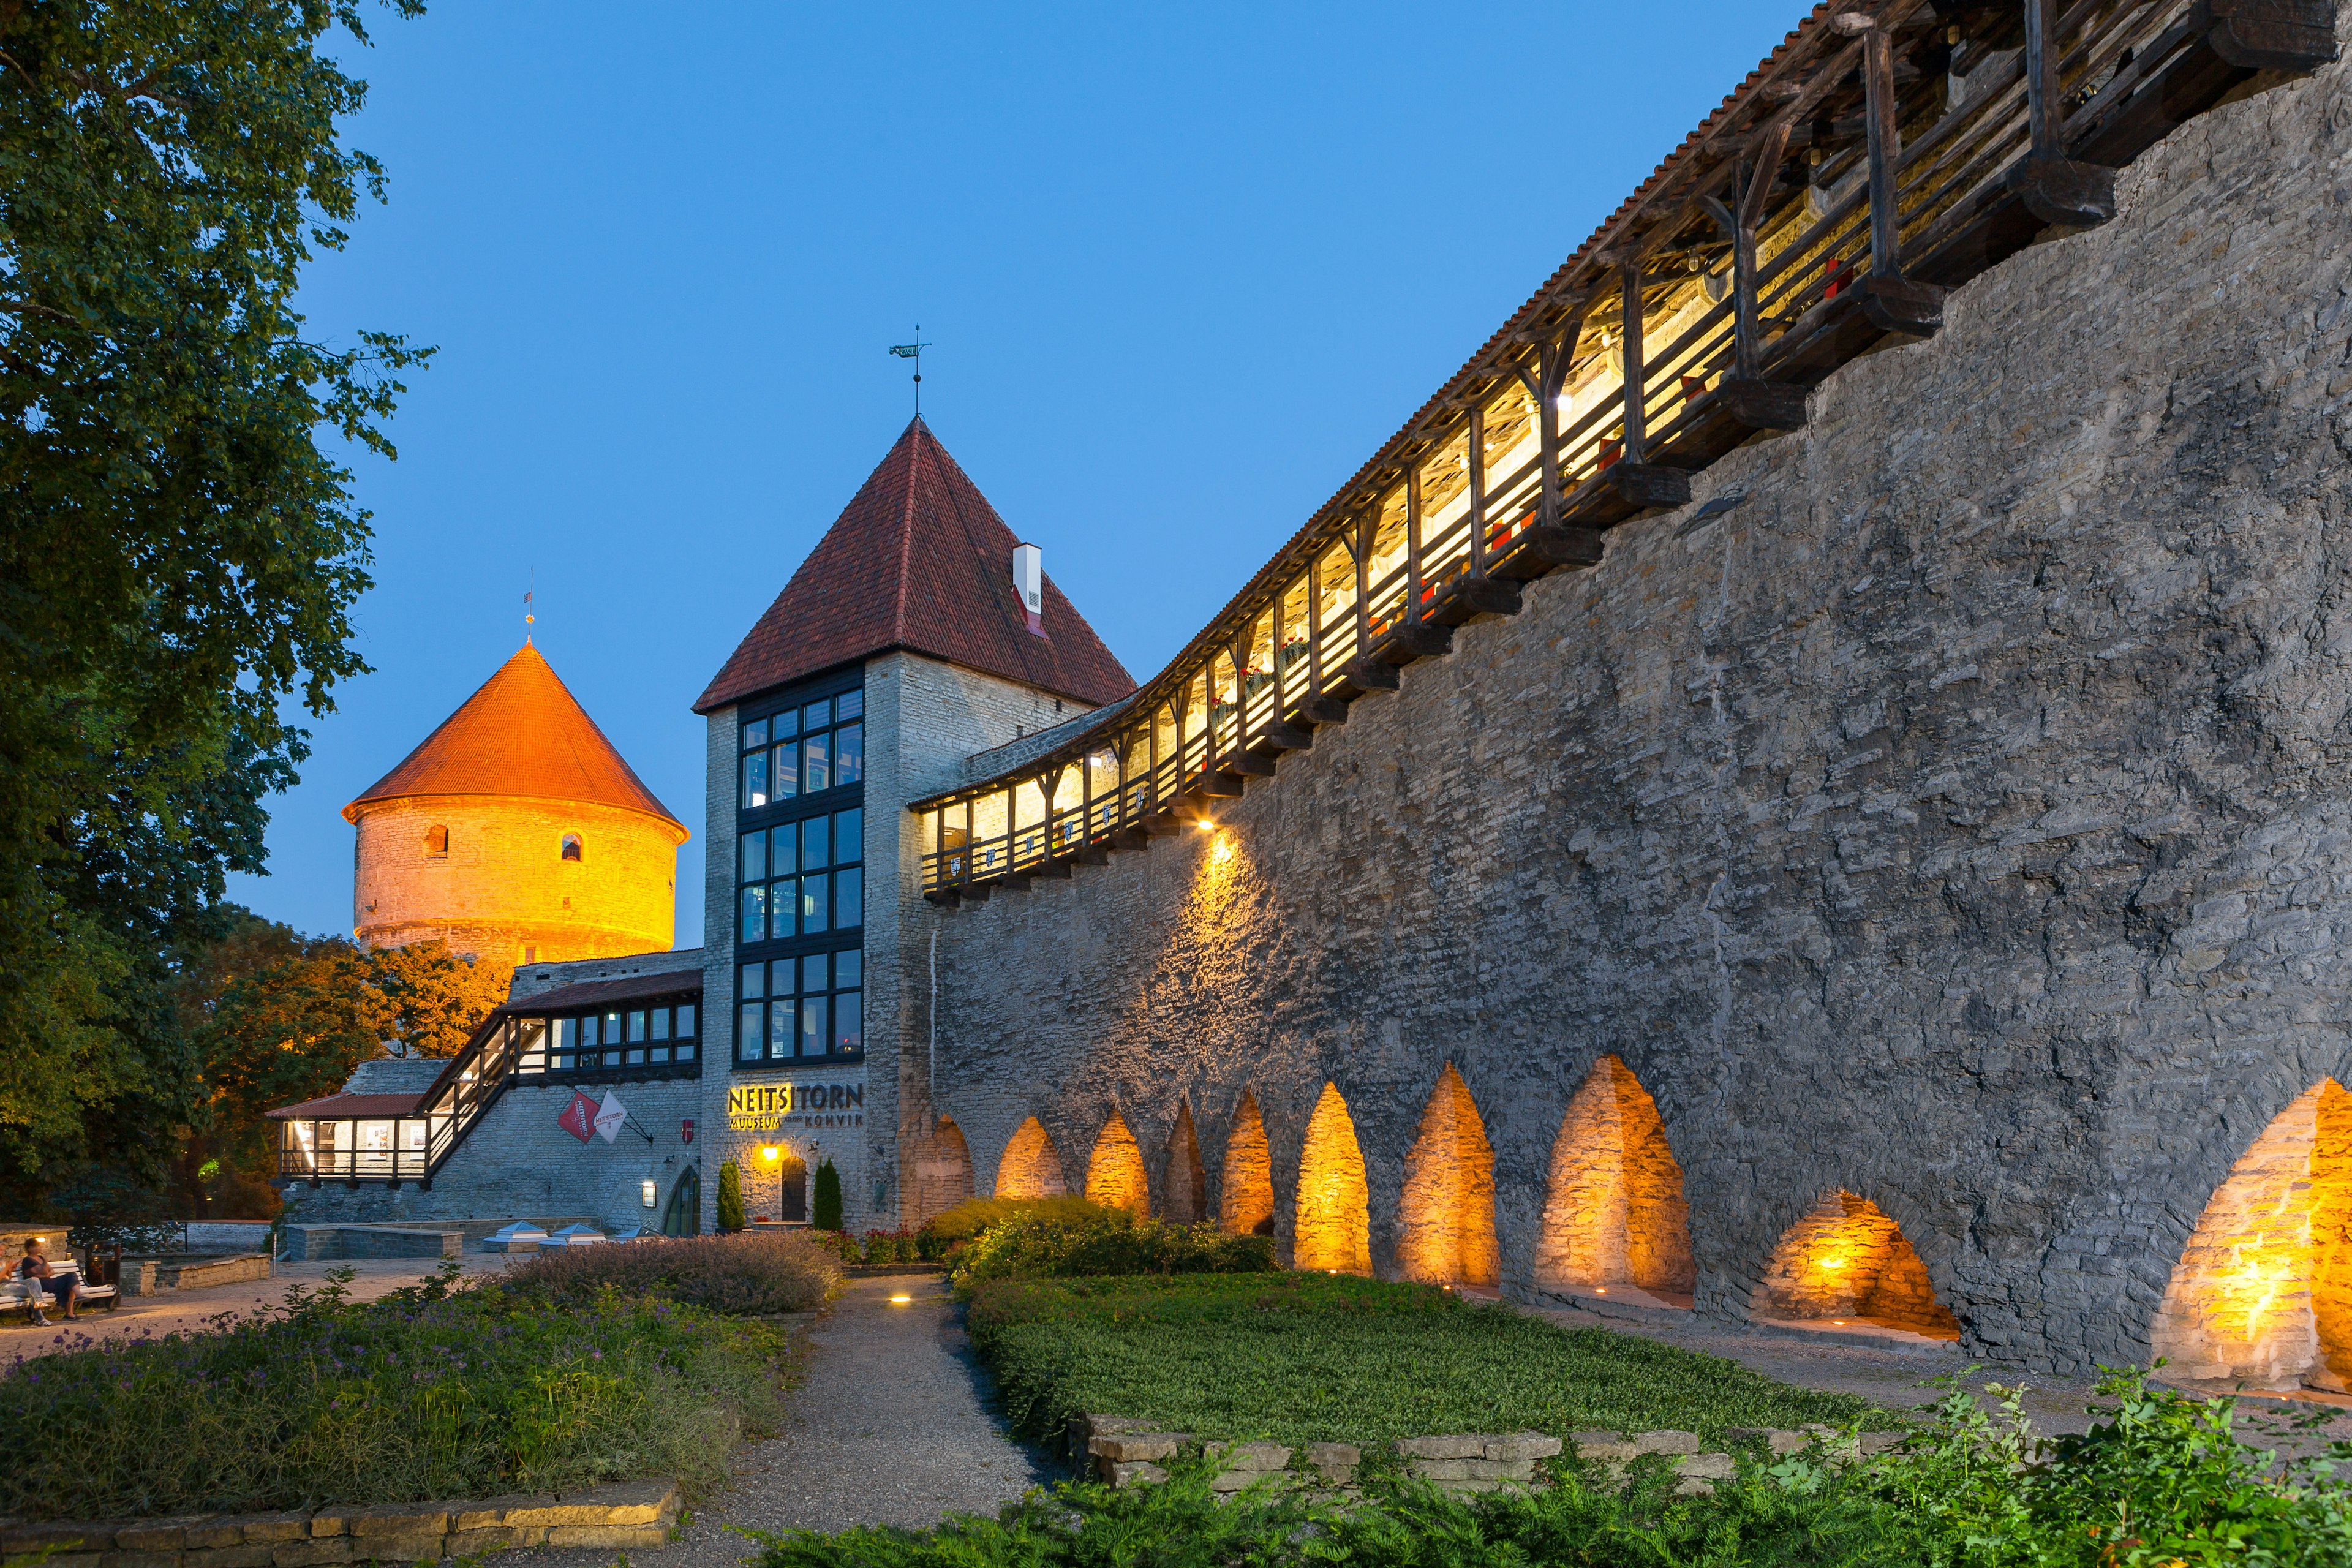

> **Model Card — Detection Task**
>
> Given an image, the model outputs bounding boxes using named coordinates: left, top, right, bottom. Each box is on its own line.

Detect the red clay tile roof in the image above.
left=345, top=643, right=687, bottom=837
left=695, top=418, right=1136, bottom=713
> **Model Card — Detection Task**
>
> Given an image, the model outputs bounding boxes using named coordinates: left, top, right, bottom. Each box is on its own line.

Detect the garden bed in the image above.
left=964, top=1272, right=1885, bottom=1453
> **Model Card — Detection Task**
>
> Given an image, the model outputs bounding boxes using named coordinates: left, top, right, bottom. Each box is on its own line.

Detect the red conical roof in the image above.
left=344, top=643, right=686, bottom=836
left=695, top=418, right=1135, bottom=713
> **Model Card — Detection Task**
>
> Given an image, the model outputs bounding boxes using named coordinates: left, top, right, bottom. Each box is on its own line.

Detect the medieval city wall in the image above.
left=919, top=48, right=2352, bottom=1375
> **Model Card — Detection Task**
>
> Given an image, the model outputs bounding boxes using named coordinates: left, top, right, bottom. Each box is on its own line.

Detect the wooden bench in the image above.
left=1, top=1243, right=122, bottom=1317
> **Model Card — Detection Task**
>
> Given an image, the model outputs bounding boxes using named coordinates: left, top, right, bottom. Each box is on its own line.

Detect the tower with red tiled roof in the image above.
left=696, top=418, right=1133, bottom=1233
left=346, top=642, right=690, bottom=964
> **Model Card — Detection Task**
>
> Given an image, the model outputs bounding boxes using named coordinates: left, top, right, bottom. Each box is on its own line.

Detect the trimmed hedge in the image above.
left=949, top=1208, right=1276, bottom=1284
left=503, top=1230, right=841, bottom=1314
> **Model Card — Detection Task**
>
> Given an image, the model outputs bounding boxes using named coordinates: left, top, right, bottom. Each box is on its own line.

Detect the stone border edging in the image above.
left=1070, top=1415, right=1910, bottom=1499
left=0, top=1480, right=680, bottom=1568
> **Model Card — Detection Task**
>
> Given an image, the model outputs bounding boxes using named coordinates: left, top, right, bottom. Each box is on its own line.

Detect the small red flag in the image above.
left=557, top=1091, right=598, bottom=1143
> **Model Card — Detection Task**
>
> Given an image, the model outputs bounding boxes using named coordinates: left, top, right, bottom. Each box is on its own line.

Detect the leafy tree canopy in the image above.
left=0, top=0, right=426, bottom=1181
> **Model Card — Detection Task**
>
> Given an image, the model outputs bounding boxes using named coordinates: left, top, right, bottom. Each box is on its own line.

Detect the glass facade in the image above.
left=735, top=675, right=864, bottom=1068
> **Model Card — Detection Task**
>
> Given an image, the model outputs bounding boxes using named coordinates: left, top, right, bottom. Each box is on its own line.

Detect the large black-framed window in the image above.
left=513, top=997, right=701, bottom=1080
left=735, top=673, right=864, bottom=1069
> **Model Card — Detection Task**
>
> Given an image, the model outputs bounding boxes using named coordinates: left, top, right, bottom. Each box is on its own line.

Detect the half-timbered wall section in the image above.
left=913, top=0, right=2334, bottom=884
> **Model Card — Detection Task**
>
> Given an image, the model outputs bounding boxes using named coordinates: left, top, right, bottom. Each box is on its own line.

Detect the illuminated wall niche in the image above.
left=1395, top=1065, right=1500, bottom=1287
left=1085, top=1110, right=1152, bottom=1215
left=1221, top=1091, right=1275, bottom=1236
left=906, top=1117, right=974, bottom=1226
left=2151, top=1079, right=2352, bottom=1392
left=1536, top=1055, right=1695, bottom=1305
left=1752, top=1192, right=1961, bottom=1340
left=1164, top=1102, right=1207, bottom=1223
left=995, top=1116, right=1068, bottom=1199
left=1294, top=1082, right=1371, bottom=1273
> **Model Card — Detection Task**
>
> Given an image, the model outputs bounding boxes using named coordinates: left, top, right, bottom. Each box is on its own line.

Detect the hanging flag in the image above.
left=595, top=1090, right=628, bottom=1145
left=557, top=1091, right=597, bottom=1144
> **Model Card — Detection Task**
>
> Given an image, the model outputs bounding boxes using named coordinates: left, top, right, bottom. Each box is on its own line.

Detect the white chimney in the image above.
left=1012, top=542, right=1047, bottom=637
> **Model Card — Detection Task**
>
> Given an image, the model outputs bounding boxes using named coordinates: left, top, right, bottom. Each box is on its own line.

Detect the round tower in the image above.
left=344, top=643, right=688, bottom=963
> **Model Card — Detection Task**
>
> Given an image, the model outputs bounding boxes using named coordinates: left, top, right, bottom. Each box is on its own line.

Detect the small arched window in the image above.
left=562, top=833, right=583, bottom=862
left=426, top=825, right=449, bottom=858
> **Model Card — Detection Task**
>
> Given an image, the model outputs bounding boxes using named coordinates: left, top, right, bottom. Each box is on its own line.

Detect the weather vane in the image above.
left=888, top=326, right=930, bottom=414
left=524, top=567, right=535, bottom=643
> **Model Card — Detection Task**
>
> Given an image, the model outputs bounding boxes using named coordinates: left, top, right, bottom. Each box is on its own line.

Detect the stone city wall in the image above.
left=913, top=41, right=2352, bottom=1375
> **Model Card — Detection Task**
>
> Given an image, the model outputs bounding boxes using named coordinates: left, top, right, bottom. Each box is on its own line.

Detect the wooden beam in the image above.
left=1620, top=263, right=1648, bottom=464
left=1257, top=722, right=1315, bottom=752
left=2207, top=0, right=2340, bottom=70
left=1424, top=575, right=1523, bottom=625
left=1221, top=750, right=1277, bottom=777
left=1289, top=694, right=1349, bottom=726
left=1336, top=655, right=1401, bottom=694
left=2010, top=0, right=2117, bottom=227
left=1490, top=524, right=1606, bottom=581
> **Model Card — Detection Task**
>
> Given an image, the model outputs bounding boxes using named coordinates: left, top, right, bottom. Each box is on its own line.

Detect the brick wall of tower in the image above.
left=352, top=794, right=682, bottom=963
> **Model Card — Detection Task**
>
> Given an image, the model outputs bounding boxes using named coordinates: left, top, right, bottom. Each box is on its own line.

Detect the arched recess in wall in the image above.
left=1295, top=1082, right=1371, bottom=1274
left=1222, top=1092, right=1275, bottom=1237
left=2150, top=1079, right=2352, bottom=1393
left=995, top=1117, right=1068, bottom=1199
left=907, top=1117, right=974, bottom=1226
left=1085, top=1110, right=1152, bottom=1216
left=1164, top=1103, right=1207, bottom=1224
left=1751, top=1191, right=1961, bottom=1341
left=1536, top=1054, right=1696, bottom=1307
left=1395, top=1064, right=1500, bottom=1287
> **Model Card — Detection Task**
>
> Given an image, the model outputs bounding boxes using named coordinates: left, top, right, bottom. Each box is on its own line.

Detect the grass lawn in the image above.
left=965, top=1272, right=1889, bottom=1451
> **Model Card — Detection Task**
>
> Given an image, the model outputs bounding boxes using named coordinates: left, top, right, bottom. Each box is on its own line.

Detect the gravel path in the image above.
left=520, top=1274, right=1048, bottom=1568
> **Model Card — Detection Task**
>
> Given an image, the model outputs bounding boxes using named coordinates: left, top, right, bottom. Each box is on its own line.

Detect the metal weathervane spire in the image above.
left=889, top=326, right=930, bottom=414
left=524, top=567, right=535, bottom=643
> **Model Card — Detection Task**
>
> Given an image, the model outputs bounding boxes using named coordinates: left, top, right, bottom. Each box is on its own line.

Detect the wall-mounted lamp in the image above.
left=642, top=1179, right=657, bottom=1208
left=1195, top=818, right=1217, bottom=832
left=761, top=1144, right=780, bottom=1162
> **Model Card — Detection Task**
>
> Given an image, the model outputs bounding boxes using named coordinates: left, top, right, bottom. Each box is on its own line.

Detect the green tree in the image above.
left=369, top=939, right=513, bottom=1058
left=0, top=0, right=427, bottom=1185
left=717, top=1161, right=747, bottom=1233
left=812, top=1158, right=843, bottom=1232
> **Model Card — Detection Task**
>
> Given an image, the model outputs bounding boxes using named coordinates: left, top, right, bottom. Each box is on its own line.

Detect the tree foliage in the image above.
left=0, top=0, right=426, bottom=1180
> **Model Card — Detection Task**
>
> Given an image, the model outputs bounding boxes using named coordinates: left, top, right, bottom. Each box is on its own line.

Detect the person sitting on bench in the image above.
left=18, top=1237, right=79, bottom=1325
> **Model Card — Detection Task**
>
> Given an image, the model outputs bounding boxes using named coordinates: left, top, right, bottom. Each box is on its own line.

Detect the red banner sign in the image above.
left=557, top=1091, right=598, bottom=1144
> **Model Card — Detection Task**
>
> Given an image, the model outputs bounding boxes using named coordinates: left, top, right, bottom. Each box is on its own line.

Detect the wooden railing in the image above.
left=913, top=0, right=2335, bottom=898
left=277, top=1014, right=548, bottom=1185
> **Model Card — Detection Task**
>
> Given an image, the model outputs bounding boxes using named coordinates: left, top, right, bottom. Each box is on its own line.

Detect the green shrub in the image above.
left=503, top=1231, right=840, bottom=1314
left=950, top=1208, right=1276, bottom=1284
left=717, top=1159, right=747, bottom=1232
left=812, top=1158, right=842, bottom=1231
left=856, top=1229, right=921, bottom=1265
left=741, top=1368, right=2352, bottom=1568
left=0, top=1267, right=785, bottom=1520
left=914, top=1194, right=1110, bottom=1259
left=965, top=1272, right=1876, bottom=1450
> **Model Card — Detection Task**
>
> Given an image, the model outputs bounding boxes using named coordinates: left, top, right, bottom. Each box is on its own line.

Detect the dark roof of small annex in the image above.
left=501, top=971, right=704, bottom=1014
left=695, top=418, right=1136, bottom=714
left=344, top=643, right=686, bottom=837
left=266, top=1092, right=428, bottom=1121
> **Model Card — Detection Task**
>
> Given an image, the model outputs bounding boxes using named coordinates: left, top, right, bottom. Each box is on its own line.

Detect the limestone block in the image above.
left=104, top=1553, right=183, bottom=1568
left=497, top=1498, right=608, bottom=1529
left=342, top=1533, right=443, bottom=1563
left=1676, top=1455, right=1737, bottom=1482
left=1393, top=1434, right=1484, bottom=1460
left=178, top=1525, right=246, bottom=1553
left=1, top=1525, right=117, bottom=1555
left=1205, top=1442, right=1291, bottom=1472
left=1208, top=1471, right=1294, bottom=1494
left=344, top=1509, right=450, bottom=1540
left=5, top=1553, right=102, bottom=1568
left=1409, top=1458, right=1533, bottom=1482
left=1632, top=1431, right=1700, bottom=1456
left=571, top=1480, right=680, bottom=1526
left=1105, top=1462, right=1167, bottom=1489
left=305, top=1510, right=361, bottom=1540
left=1723, top=1428, right=1812, bottom=1455
left=184, top=1546, right=277, bottom=1568
left=115, top=1520, right=211, bottom=1553
left=218, top=1517, right=308, bottom=1547
left=270, top=1540, right=352, bottom=1567
left=1857, top=1433, right=1907, bottom=1457
left=1303, top=1443, right=1360, bottom=1483
left=1568, top=1432, right=1643, bottom=1463
left=543, top=1526, right=666, bottom=1549
left=440, top=1529, right=522, bottom=1555
left=1088, top=1433, right=1187, bottom=1463
left=1482, top=1433, right=1561, bottom=1463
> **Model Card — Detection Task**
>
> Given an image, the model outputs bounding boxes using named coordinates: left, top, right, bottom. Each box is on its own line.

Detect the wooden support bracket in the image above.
left=1336, top=655, right=1401, bottom=693
left=962, top=881, right=992, bottom=901
left=1075, top=845, right=1110, bottom=865
left=2206, top=0, right=2340, bottom=70
left=1219, top=750, right=1277, bottom=777
left=1603, top=462, right=1693, bottom=511
left=1117, top=824, right=1153, bottom=849
left=1257, top=721, right=1316, bottom=751
left=923, top=888, right=960, bottom=907
left=1424, top=576, right=1523, bottom=625
left=1490, top=524, right=1605, bottom=580
left=1719, top=377, right=1809, bottom=431
left=1143, top=812, right=1184, bottom=837
left=1289, top=695, right=1350, bottom=726
left=2006, top=157, right=2117, bottom=228
left=1038, top=859, right=1073, bottom=880
left=1372, top=621, right=1453, bottom=664
left=1860, top=275, right=1947, bottom=336
left=1193, top=772, right=1246, bottom=799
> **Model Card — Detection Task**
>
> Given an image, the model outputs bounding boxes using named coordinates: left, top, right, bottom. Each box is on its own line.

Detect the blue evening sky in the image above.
left=229, top=1, right=1803, bottom=946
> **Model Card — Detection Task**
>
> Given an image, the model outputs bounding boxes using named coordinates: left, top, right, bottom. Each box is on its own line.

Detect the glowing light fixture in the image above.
left=641, top=1179, right=657, bottom=1207
left=761, top=1144, right=780, bottom=1163
left=890, top=1292, right=913, bottom=1305
left=1196, top=818, right=1216, bottom=832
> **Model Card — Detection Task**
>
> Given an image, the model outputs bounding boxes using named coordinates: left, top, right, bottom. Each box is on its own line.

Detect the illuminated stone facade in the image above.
left=907, top=42, right=2352, bottom=1376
